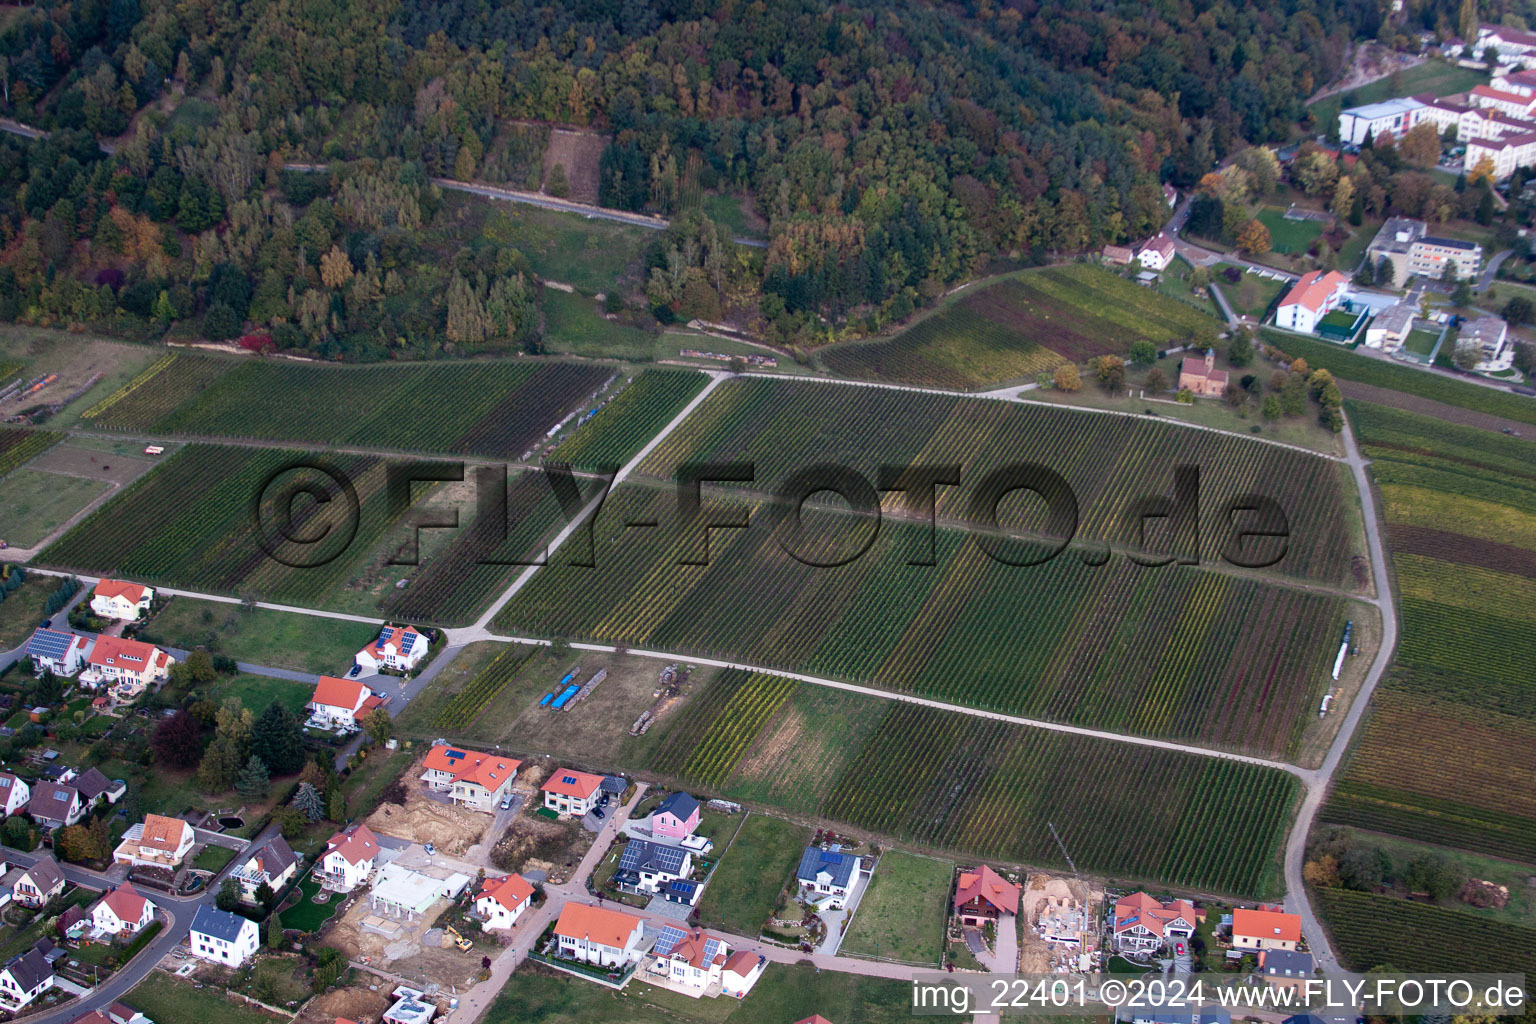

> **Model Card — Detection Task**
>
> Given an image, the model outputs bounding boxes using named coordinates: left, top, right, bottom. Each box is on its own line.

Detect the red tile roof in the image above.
left=1233, top=907, right=1302, bottom=944
left=325, top=823, right=381, bottom=866
left=553, top=903, right=643, bottom=948
left=422, top=745, right=521, bottom=790
left=1180, top=356, right=1229, bottom=387
left=1473, top=84, right=1536, bottom=108
left=100, top=882, right=149, bottom=923
left=478, top=874, right=534, bottom=913
left=1114, top=892, right=1200, bottom=938
left=1278, top=269, right=1346, bottom=313
left=137, top=814, right=190, bottom=853
left=88, top=635, right=164, bottom=672
left=93, top=580, right=149, bottom=604
left=541, top=769, right=604, bottom=800
left=311, top=675, right=370, bottom=711
left=955, top=864, right=1020, bottom=915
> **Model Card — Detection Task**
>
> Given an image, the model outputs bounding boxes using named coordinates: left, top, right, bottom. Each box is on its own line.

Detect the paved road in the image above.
left=0, top=584, right=90, bottom=674
left=1279, top=414, right=1398, bottom=974
left=8, top=826, right=274, bottom=1024
left=332, top=643, right=464, bottom=770
left=1479, top=249, right=1515, bottom=291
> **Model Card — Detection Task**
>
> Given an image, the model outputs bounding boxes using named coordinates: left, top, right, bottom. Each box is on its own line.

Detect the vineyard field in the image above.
left=1322, top=401, right=1536, bottom=860
left=821, top=265, right=1219, bottom=389
left=634, top=377, right=1356, bottom=586
left=1316, top=888, right=1536, bottom=974
left=83, top=353, right=232, bottom=429
left=381, top=468, right=571, bottom=625
left=96, top=359, right=612, bottom=458
left=496, top=482, right=1346, bottom=759
left=549, top=369, right=707, bottom=470
left=0, top=429, right=60, bottom=478
left=645, top=671, right=1297, bottom=897
left=40, top=444, right=421, bottom=610
left=431, top=646, right=533, bottom=730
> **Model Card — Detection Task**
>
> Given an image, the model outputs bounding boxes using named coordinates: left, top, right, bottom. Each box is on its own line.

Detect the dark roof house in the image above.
left=796, top=846, right=858, bottom=889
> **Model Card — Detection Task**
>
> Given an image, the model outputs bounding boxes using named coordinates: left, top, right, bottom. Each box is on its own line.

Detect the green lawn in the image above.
left=193, top=845, right=238, bottom=873
left=473, top=199, right=650, bottom=293
left=840, top=850, right=953, bottom=965
left=1403, top=328, right=1441, bottom=358
left=1338, top=217, right=1384, bottom=272
left=0, top=574, right=53, bottom=648
left=1214, top=265, right=1287, bottom=318
left=1256, top=208, right=1324, bottom=255
left=0, top=469, right=110, bottom=548
left=204, top=673, right=314, bottom=717
left=126, top=971, right=278, bottom=1024
left=279, top=870, right=343, bottom=933
left=484, top=961, right=921, bottom=1024
left=694, top=813, right=810, bottom=936
left=701, top=194, right=764, bottom=240
left=1309, top=61, right=1486, bottom=133
left=541, top=288, right=658, bottom=360
left=138, top=597, right=379, bottom=675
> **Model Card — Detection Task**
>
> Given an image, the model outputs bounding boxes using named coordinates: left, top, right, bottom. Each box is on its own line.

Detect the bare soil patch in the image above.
left=301, top=986, right=390, bottom=1024
left=362, top=752, right=493, bottom=856
left=542, top=129, right=604, bottom=204
left=4, top=340, right=149, bottom=422
left=26, top=442, right=158, bottom=485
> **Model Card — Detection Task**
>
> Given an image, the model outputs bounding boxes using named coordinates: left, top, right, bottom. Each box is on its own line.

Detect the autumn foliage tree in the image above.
left=153, top=710, right=205, bottom=769
left=1235, top=219, right=1272, bottom=256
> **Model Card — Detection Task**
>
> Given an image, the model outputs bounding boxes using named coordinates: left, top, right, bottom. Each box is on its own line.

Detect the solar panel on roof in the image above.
left=24, top=630, right=75, bottom=660
left=446, top=749, right=465, bottom=759
left=824, top=852, right=843, bottom=863
left=562, top=775, right=577, bottom=785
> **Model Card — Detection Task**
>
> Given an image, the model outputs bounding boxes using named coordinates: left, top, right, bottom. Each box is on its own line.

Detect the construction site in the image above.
left=1018, top=873, right=1103, bottom=974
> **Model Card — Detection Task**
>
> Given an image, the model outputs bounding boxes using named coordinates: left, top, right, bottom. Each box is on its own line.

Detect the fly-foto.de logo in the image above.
left=249, top=459, right=1292, bottom=572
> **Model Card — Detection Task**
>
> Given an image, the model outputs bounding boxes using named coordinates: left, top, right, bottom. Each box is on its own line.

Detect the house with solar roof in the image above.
left=355, top=624, right=430, bottom=674
left=643, top=925, right=732, bottom=997
left=419, top=743, right=519, bottom=810
left=26, top=781, right=85, bottom=829
left=541, top=768, right=605, bottom=817
left=613, top=838, right=697, bottom=902
left=795, top=844, right=865, bottom=910
left=22, top=628, right=92, bottom=678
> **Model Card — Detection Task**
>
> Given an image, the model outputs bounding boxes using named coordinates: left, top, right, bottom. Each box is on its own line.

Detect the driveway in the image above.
left=975, top=913, right=1018, bottom=973
left=333, top=643, right=463, bottom=769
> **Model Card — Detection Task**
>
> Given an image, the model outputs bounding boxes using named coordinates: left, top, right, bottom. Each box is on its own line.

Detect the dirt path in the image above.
left=1339, top=379, right=1532, bottom=435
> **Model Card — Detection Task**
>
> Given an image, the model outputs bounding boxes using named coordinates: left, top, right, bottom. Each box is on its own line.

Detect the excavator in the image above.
left=444, top=925, right=473, bottom=952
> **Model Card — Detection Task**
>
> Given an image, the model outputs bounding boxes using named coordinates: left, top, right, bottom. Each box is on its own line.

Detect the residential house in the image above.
left=1260, top=949, right=1316, bottom=992
left=954, top=864, right=1021, bottom=928
left=232, top=835, right=298, bottom=903
left=795, top=845, right=863, bottom=910
left=69, top=1008, right=154, bottom=1024
left=474, top=874, right=534, bottom=931
left=1275, top=269, right=1348, bottom=333
left=1163, top=183, right=1178, bottom=207
left=648, top=925, right=730, bottom=997
left=794, top=1017, right=836, bottom=1024
left=1102, top=244, right=1135, bottom=266
left=355, top=624, right=430, bottom=674
left=1457, top=315, right=1516, bottom=371
left=1470, top=83, right=1536, bottom=118
left=419, top=744, right=519, bottom=810
left=1367, top=218, right=1484, bottom=284
left=22, top=629, right=92, bottom=677
left=72, top=767, right=125, bottom=810
left=320, top=823, right=381, bottom=891
left=0, top=947, right=53, bottom=1011
left=89, top=882, right=155, bottom=938
left=721, top=950, right=767, bottom=999
left=26, top=782, right=85, bottom=829
left=552, top=903, right=646, bottom=968
left=0, top=773, right=29, bottom=816
left=1364, top=301, right=1416, bottom=351
left=1113, top=892, right=1201, bottom=953
left=13, top=856, right=65, bottom=908
left=614, top=839, right=694, bottom=898
left=1472, top=23, right=1536, bottom=67
left=1337, top=97, right=1424, bottom=144
left=89, top=580, right=153, bottom=621
left=112, top=814, right=195, bottom=869
left=651, top=793, right=704, bottom=842
left=306, top=676, right=385, bottom=732
left=85, top=636, right=173, bottom=701
left=541, top=769, right=605, bottom=817
left=188, top=905, right=259, bottom=967
left=1137, top=234, right=1176, bottom=272
left=1231, top=906, right=1302, bottom=951
left=1177, top=350, right=1229, bottom=399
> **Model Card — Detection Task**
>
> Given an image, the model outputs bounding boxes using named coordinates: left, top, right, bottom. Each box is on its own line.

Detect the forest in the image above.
left=0, top=0, right=1450, bottom=358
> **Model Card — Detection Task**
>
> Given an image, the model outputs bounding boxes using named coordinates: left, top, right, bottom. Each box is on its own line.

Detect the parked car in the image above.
left=592, top=807, right=605, bottom=821
left=500, top=795, right=513, bottom=810
left=40, top=619, right=51, bottom=629
left=348, top=664, right=362, bottom=677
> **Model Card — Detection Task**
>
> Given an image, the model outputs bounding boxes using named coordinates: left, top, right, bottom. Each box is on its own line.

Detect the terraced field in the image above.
left=821, top=265, right=1218, bottom=389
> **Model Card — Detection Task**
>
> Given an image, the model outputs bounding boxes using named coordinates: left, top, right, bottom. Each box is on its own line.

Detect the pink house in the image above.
left=651, top=792, right=701, bottom=839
